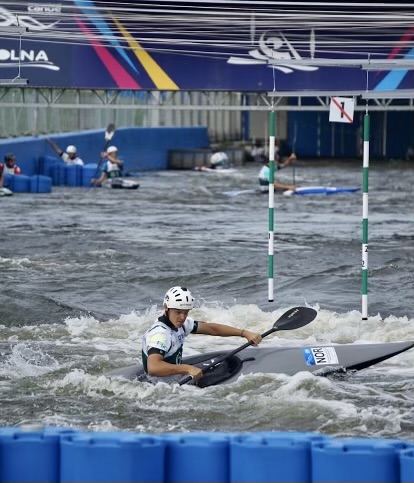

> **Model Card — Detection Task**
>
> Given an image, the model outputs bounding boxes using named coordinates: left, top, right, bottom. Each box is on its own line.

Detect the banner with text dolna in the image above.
left=1, top=1, right=413, bottom=91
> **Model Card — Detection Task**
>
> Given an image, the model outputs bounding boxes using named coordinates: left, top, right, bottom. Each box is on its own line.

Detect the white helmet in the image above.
left=164, top=286, right=194, bottom=310
left=210, top=151, right=228, bottom=166
left=66, top=145, right=77, bottom=154
left=107, top=145, right=118, bottom=154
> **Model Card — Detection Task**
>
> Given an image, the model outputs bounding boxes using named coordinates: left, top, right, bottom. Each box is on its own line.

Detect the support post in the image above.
left=268, top=110, right=275, bottom=302
left=362, top=113, right=370, bottom=320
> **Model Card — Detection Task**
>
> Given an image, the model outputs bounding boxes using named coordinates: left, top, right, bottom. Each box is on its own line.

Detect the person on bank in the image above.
left=91, top=145, right=123, bottom=186
left=142, top=286, right=262, bottom=380
left=258, top=152, right=297, bottom=193
left=46, top=138, right=84, bottom=166
left=0, top=153, right=22, bottom=188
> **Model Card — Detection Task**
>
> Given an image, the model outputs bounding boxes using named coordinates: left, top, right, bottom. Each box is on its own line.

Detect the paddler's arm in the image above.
left=274, top=180, right=296, bottom=191
left=91, top=171, right=107, bottom=186
left=147, top=353, right=203, bottom=379
left=196, top=321, right=262, bottom=346
left=278, top=152, right=296, bottom=169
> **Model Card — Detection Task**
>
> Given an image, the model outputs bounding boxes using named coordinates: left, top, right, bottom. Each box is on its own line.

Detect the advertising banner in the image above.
left=1, top=1, right=413, bottom=92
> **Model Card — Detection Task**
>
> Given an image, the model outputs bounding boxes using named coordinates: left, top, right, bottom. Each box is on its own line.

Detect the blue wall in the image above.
left=287, top=104, right=414, bottom=159
left=0, top=127, right=210, bottom=176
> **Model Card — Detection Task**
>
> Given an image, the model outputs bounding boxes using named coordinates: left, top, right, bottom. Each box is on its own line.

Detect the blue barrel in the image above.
left=10, top=174, right=30, bottom=193
left=30, top=175, right=52, bottom=193
left=65, top=165, right=83, bottom=187
left=400, top=448, right=414, bottom=482
left=0, top=430, right=60, bottom=482
left=2, top=173, right=12, bottom=188
left=43, top=425, right=81, bottom=437
left=82, top=163, right=98, bottom=187
left=312, top=439, right=413, bottom=483
left=230, top=434, right=311, bottom=482
left=165, top=433, right=229, bottom=483
left=60, top=433, right=165, bottom=482
left=241, top=430, right=330, bottom=444
left=50, top=163, right=66, bottom=186
left=38, top=156, right=58, bottom=177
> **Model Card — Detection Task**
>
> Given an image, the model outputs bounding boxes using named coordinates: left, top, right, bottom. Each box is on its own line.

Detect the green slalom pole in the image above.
left=268, top=110, right=275, bottom=302
left=362, top=113, right=370, bottom=320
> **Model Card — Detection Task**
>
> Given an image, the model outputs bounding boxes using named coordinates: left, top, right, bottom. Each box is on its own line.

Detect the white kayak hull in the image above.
left=0, top=187, right=13, bottom=196
left=104, top=179, right=140, bottom=189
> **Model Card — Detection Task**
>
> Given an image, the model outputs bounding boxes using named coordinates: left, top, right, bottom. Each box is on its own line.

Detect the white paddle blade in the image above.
left=105, top=123, right=116, bottom=141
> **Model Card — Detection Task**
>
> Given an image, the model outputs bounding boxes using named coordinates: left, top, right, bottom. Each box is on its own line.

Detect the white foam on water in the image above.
left=0, top=342, right=60, bottom=379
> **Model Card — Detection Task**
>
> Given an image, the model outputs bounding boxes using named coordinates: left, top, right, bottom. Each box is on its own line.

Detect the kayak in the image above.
left=194, top=167, right=238, bottom=174
left=223, top=189, right=258, bottom=197
left=0, top=187, right=13, bottom=196
left=283, top=186, right=360, bottom=196
left=104, top=179, right=140, bottom=190
left=223, top=186, right=360, bottom=197
left=105, top=340, right=414, bottom=388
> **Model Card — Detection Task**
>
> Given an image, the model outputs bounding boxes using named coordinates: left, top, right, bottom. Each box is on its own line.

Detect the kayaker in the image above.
left=195, top=147, right=230, bottom=171
left=0, top=153, right=22, bottom=188
left=258, top=153, right=297, bottom=193
left=208, top=148, right=230, bottom=169
left=91, top=145, right=123, bottom=186
left=46, top=139, right=84, bottom=166
left=142, top=286, right=262, bottom=381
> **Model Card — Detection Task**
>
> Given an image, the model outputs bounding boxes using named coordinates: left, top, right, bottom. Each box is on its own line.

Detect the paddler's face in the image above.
left=165, top=306, right=190, bottom=328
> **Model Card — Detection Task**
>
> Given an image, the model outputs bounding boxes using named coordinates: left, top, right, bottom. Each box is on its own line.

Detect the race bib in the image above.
left=303, top=347, right=339, bottom=366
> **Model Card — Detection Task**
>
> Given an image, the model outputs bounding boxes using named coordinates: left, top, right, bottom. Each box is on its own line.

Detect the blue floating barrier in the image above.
left=230, top=434, right=311, bottom=483
left=312, top=439, right=414, bottom=483
left=65, top=165, right=83, bottom=187
left=50, top=163, right=66, bottom=186
left=60, top=432, right=165, bottom=483
left=0, top=430, right=60, bottom=482
left=2, top=173, right=12, bottom=188
left=400, top=448, right=414, bottom=483
left=82, top=163, right=98, bottom=187
left=30, top=175, right=52, bottom=193
left=37, top=156, right=58, bottom=177
left=10, top=174, right=30, bottom=193
left=238, top=430, right=330, bottom=444
left=43, top=426, right=81, bottom=438
left=165, top=433, right=229, bottom=483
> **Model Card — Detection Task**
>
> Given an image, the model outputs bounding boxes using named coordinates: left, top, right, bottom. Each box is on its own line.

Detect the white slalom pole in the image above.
left=268, top=110, right=275, bottom=302
left=362, top=112, right=370, bottom=320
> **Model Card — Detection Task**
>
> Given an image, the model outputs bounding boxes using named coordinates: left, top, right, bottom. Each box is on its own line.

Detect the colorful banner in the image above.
left=1, top=1, right=413, bottom=91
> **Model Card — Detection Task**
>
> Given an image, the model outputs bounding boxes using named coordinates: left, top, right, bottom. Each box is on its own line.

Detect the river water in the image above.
left=0, top=160, right=413, bottom=439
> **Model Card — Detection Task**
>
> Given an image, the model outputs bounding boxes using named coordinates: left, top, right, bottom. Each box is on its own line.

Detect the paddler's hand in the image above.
left=241, top=330, right=262, bottom=346
left=184, top=364, right=203, bottom=381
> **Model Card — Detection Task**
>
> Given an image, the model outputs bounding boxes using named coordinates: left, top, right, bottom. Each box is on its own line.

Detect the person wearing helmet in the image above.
left=91, top=145, right=124, bottom=186
left=46, top=138, right=84, bottom=166
left=0, top=152, right=22, bottom=188
left=258, top=140, right=296, bottom=193
left=208, top=148, right=230, bottom=170
left=142, top=286, right=262, bottom=381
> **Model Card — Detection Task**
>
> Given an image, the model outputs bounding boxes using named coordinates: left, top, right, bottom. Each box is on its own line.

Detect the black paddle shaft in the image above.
left=179, top=306, right=317, bottom=386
